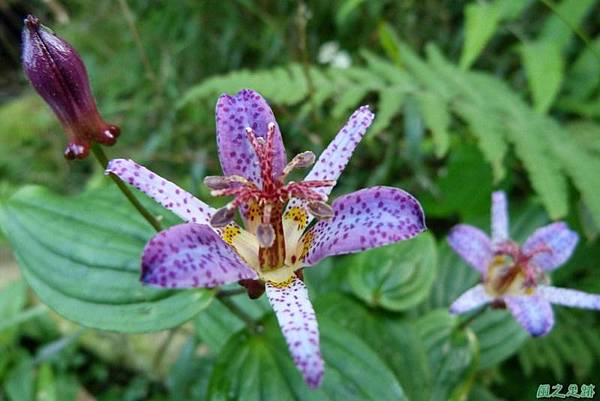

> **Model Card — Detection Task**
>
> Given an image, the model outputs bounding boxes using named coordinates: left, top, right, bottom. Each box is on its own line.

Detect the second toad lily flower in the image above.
left=106, top=89, right=426, bottom=388
left=448, top=191, right=600, bottom=337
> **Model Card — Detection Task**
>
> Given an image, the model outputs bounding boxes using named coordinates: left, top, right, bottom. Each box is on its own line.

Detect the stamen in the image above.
left=204, top=175, right=253, bottom=190
left=308, top=201, right=335, bottom=220
left=257, top=223, right=275, bottom=247
left=282, top=151, right=316, bottom=178
left=210, top=204, right=236, bottom=227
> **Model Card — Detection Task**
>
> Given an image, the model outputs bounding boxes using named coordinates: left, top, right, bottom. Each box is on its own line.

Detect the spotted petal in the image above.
left=538, top=286, right=600, bottom=310
left=522, top=222, right=579, bottom=271
left=215, top=89, right=287, bottom=186
left=491, top=191, right=509, bottom=246
left=106, top=159, right=214, bottom=225
left=285, top=106, right=374, bottom=216
left=504, top=295, right=555, bottom=337
left=301, top=186, right=425, bottom=266
left=266, top=276, right=324, bottom=388
left=447, top=225, right=492, bottom=275
left=449, top=284, right=492, bottom=314
left=141, top=223, right=257, bottom=288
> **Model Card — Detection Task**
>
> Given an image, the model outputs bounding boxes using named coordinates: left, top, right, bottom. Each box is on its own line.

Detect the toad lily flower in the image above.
left=106, top=89, right=425, bottom=388
left=448, top=191, right=600, bottom=337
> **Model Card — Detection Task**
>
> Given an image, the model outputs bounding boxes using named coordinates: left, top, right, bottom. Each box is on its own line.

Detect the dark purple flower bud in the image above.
left=21, top=15, right=120, bottom=160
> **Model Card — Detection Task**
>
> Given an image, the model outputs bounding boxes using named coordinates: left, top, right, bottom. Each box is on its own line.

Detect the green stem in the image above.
left=91, top=143, right=163, bottom=232
left=217, top=296, right=258, bottom=334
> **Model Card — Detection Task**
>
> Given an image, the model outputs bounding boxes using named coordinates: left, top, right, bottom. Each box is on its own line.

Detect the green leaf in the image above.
left=5, top=354, right=34, bottom=401
left=348, top=232, right=437, bottom=311
left=470, top=309, right=528, bottom=369
left=419, top=144, right=493, bottom=220
left=539, top=0, right=596, bottom=49
left=207, top=317, right=408, bottom=401
left=417, top=92, right=450, bottom=157
left=460, top=2, right=501, bottom=69
left=35, top=364, right=57, bottom=401
left=520, top=41, right=564, bottom=113
left=316, top=293, right=432, bottom=401
left=415, top=310, right=479, bottom=401
left=0, top=186, right=213, bottom=333
left=194, top=293, right=270, bottom=353
left=0, top=280, right=27, bottom=344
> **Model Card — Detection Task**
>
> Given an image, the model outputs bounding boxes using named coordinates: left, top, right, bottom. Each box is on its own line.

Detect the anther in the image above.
left=204, top=175, right=252, bottom=191
left=308, top=201, right=334, bottom=220
left=282, top=151, right=316, bottom=177
left=204, top=176, right=233, bottom=190
left=210, top=205, right=236, bottom=227
left=256, top=223, right=275, bottom=248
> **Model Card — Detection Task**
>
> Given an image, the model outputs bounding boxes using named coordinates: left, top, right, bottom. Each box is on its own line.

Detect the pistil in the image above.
left=208, top=122, right=337, bottom=273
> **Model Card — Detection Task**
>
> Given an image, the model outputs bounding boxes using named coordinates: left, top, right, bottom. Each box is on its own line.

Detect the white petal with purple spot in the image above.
left=266, top=276, right=324, bottom=389
left=449, top=284, right=492, bottom=314
left=286, top=106, right=374, bottom=219
left=522, top=222, right=579, bottom=271
left=504, top=294, right=555, bottom=337
left=215, top=89, right=286, bottom=186
left=106, top=159, right=214, bottom=225
left=447, top=225, right=493, bottom=274
left=302, top=186, right=426, bottom=266
left=491, top=191, right=509, bottom=246
left=538, top=285, right=600, bottom=310
left=141, top=223, right=257, bottom=288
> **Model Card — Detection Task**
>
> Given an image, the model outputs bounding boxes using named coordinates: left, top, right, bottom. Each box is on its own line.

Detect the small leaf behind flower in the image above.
left=348, top=232, right=437, bottom=311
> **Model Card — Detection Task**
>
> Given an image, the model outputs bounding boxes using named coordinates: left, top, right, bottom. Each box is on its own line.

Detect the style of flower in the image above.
left=448, top=191, right=600, bottom=337
left=22, top=15, right=119, bottom=159
left=106, top=89, right=426, bottom=388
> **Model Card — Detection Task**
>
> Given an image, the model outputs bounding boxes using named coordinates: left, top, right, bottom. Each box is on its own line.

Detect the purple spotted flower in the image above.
left=106, top=89, right=425, bottom=388
left=22, top=15, right=119, bottom=159
left=448, top=191, right=600, bottom=337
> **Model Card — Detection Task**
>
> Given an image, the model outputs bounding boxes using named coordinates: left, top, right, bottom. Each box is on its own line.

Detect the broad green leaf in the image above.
left=0, top=186, right=213, bottom=333
left=471, top=309, right=528, bottom=369
left=0, top=280, right=27, bottom=344
left=423, top=243, right=479, bottom=311
left=348, top=233, right=437, bottom=311
left=194, top=293, right=270, bottom=353
left=520, top=41, right=564, bottom=113
left=417, top=92, right=450, bottom=157
left=460, top=2, right=501, bottom=69
left=415, top=309, right=479, bottom=401
left=207, top=317, right=408, bottom=401
left=5, top=354, right=34, bottom=401
left=316, top=293, right=432, bottom=401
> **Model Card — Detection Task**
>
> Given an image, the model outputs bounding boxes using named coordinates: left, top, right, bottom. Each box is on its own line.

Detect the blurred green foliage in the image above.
left=1, top=0, right=600, bottom=400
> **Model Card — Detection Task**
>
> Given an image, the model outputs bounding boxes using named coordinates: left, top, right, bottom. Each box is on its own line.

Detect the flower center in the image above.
left=207, top=123, right=334, bottom=272
left=484, top=241, right=549, bottom=296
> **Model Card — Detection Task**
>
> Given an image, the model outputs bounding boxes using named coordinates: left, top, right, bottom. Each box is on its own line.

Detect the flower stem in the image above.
left=91, top=143, right=163, bottom=232
left=217, top=295, right=258, bottom=334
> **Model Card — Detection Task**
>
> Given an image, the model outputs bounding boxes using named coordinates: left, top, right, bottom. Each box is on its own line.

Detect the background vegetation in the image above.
left=0, top=0, right=599, bottom=400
